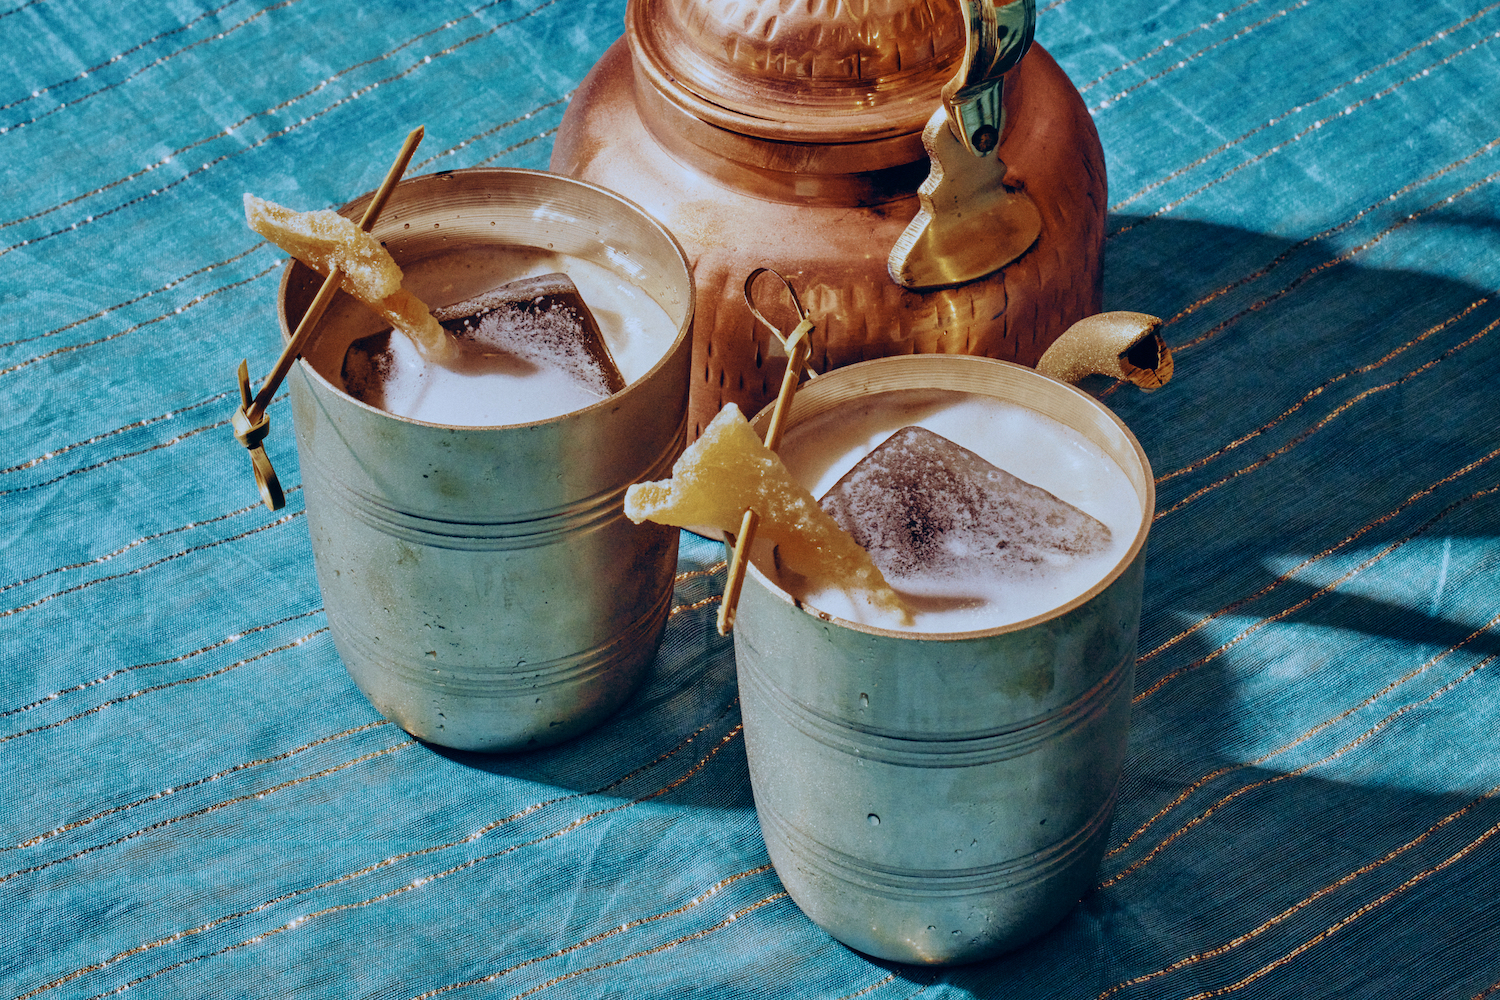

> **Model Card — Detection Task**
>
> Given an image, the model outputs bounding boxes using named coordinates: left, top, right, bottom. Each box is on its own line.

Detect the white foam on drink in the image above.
left=772, top=389, right=1143, bottom=633
left=336, top=246, right=676, bottom=426
left=348, top=328, right=609, bottom=427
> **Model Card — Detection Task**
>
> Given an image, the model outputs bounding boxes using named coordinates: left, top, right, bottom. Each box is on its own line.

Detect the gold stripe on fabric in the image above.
left=1138, top=484, right=1500, bottom=702
left=1110, top=8, right=1500, bottom=214
left=0, top=410, right=247, bottom=497
left=1, top=0, right=304, bottom=137
left=1169, top=813, right=1500, bottom=1000
left=835, top=974, right=898, bottom=1000
left=0, top=605, right=323, bottom=720
left=675, top=561, right=727, bottom=583
left=415, top=892, right=791, bottom=1000
left=0, top=508, right=305, bottom=620
left=1474, top=979, right=1500, bottom=1000
left=1169, top=171, right=1500, bottom=357
left=1153, top=320, right=1498, bottom=524
left=404, top=864, right=778, bottom=999
left=1078, top=0, right=1268, bottom=95
left=23, top=703, right=744, bottom=999
left=1159, top=138, right=1500, bottom=322
left=0, top=0, right=249, bottom=114
left=0, top=740, right=414, bottom=887
left=0, top=241, right=265, bottom=352
left=0, top=262, right=281, bottom=377
left=1157, top=299, right=1493, bottom=485
left=0, top=0, right=50, bottom=24
left=1, top=486, right=302, bottom=597
left=2, top=720, right=387, bottom=852
left=1142, top=453, right=1499, bottom=666
left=670, top=594, right=723, bottom=617
left=1116, top=608, right=1500, bottom=857
left=0, top=6, right=567, bottom=257
left=853, top=972, right=941, bottom=1000
left=1089, top=0, right=1316, bottom=112
left=0, top=627, right=330, bottom=747
left=1, top=0, right=496, bottom=214
left=1108, top=33, right=1500, bottom=237
left=413, top=93, right=572, bottom=171
left=1096, top=782, right=1500, bottom=1000
left=1093, top=151, right=1499, bottom=410
left=1, top=392, right=238, bottom=477
left=53, top=725, right=748, bottom=1000
left=473, top=127, right=560, bottom=168
left=1103, top=646, right=1497, bottom=889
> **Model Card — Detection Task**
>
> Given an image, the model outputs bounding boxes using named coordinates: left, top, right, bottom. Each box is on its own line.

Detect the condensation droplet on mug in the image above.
left=867, top=814, right=880, bottom=826
left=859, top=692, right=869, bottom=709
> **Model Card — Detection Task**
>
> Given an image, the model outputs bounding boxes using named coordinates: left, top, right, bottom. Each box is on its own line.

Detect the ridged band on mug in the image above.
left=757, top=784, right=1119, bottom=900
left=738, top=646, right=1131, bottom=768
left=329, top=582, right=673, bottom=696
left=304, top=417, right=684, bottom=551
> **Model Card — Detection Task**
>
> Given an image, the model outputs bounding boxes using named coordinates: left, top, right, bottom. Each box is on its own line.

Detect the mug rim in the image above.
left=742, top=353, right=1155, bottom=641
left=274, top=166, right=696, bottom=433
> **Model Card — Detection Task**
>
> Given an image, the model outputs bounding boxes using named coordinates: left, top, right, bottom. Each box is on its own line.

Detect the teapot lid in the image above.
left=628, top=0, right=967, bottom=145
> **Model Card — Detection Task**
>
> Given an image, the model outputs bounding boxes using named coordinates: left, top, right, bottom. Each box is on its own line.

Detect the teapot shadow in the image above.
left=430, top=211, right=1496, bottom=993
left=886, top=212, right=1500, bottom=992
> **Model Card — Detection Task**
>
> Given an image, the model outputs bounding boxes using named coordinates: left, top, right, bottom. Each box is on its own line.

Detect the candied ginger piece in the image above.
left=625, top=405, right=911, bottom=624
left=818, top=426, right=1111, bottom=585
left=243, top=193, right=448, bottom=359
left=432, top=272, right=625, bottom=397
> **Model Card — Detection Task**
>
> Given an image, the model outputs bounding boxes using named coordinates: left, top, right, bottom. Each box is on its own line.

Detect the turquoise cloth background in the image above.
left=4, top=0, right=1499, bottom=997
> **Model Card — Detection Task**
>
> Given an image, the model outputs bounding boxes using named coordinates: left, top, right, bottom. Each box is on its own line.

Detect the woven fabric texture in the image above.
left=3, top=0, right=1499, bottom=997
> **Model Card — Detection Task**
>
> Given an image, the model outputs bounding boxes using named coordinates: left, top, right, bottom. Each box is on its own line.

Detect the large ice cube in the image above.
left=818, top=425, right=1112, bottom=584
left=431, top=272, right=625, bottom=397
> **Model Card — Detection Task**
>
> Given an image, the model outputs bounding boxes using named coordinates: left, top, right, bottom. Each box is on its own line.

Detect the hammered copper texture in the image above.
left=648, top=0, right=966, bottom=100
left=553, top=40, right=1103, bottom=440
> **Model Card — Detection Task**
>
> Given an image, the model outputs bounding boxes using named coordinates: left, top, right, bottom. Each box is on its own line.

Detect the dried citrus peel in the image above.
left=244, top=193, right=450, bottom=360
left=625, top=404, right=913, bottom=625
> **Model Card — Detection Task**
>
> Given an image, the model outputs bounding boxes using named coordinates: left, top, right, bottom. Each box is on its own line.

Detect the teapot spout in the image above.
left=1035, top=312, right=1173, bottom=390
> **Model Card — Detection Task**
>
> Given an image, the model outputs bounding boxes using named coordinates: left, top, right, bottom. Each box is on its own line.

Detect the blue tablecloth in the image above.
left=5, top=1, right=1499, bottom=997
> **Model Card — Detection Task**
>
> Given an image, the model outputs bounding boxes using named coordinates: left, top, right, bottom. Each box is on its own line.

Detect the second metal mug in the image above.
left=734, top=354, right=1152, bottom=963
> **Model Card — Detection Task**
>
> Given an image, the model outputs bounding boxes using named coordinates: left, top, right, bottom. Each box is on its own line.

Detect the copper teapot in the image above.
left=553, top=0, right=1164, bottom=438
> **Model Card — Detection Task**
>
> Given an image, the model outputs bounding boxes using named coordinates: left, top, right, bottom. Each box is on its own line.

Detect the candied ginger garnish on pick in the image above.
left=819, top=426, right=1111, bottom=586
left=625, top=405, right=912, bottom=624
left=243, top=193, right=449, bottom=359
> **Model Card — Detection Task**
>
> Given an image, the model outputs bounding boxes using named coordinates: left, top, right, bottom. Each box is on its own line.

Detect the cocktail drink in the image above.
left=319, top=245, right=677, bottom=426
left=732, top=354, right=1152, bottom=963
left=278, top=169, right=693, bottom=752
left=771, top=387, right=1141, bottom=632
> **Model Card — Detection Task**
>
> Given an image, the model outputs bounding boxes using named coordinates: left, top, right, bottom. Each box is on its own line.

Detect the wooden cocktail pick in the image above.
left=232, top=125, right=426, bottom=511
left=717, top=268, right=818, bottom=636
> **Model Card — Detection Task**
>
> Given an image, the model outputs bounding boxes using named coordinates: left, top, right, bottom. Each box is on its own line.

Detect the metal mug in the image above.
left=733, top=354, right=1152, bottom=963
left=277, top=168, right=694, bottom=752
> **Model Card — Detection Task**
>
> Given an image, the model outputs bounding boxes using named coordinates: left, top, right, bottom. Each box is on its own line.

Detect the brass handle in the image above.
left=942, top=0, right=1035, bottom=156
left=1035, top=312, right=1175, bottom=391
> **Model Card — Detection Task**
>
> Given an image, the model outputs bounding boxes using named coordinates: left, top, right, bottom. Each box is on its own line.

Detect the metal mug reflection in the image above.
left=732, top=354, right=1152, bottom=963
left=277, top=169, right=694, bottom=752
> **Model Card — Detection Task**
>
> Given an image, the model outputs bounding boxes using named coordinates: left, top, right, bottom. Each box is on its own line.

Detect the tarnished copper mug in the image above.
left=553, top=0, right=1139, bottom=440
